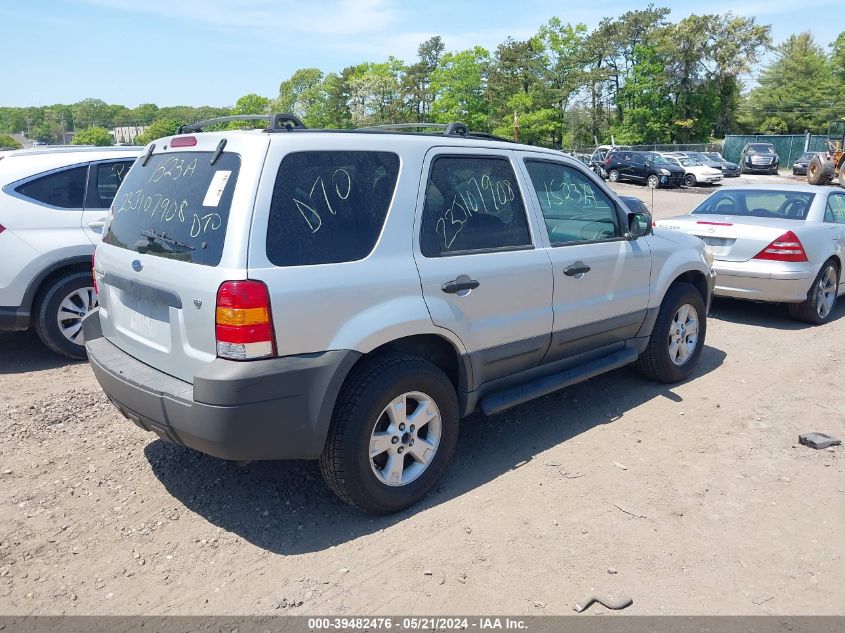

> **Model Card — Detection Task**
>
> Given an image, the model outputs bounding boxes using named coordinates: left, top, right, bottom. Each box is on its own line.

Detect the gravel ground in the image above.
left=1, top=184, right=843, bottom=615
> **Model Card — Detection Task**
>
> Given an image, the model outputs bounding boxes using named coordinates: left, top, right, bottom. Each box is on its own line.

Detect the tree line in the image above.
left=2, top=5, right=843, bottom=149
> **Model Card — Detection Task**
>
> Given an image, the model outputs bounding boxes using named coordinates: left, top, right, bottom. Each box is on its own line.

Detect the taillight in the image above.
left=0, top=223, right=5, bottom=234
left=91, top=252, right=98, bottom=294
left=753, top=231, right=808, bottom=262
left=215, top=280, right=276, bottom=360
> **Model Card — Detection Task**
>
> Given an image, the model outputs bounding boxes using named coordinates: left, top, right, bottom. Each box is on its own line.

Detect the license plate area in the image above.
left=700, top=236, right=735, bottom=259
left=112, top=290, right=172, bottom=351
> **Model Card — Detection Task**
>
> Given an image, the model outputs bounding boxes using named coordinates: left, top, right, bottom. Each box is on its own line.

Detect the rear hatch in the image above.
left=95, top=132, right=270, bottom=383
left=656, top=189, right=816, bottom=262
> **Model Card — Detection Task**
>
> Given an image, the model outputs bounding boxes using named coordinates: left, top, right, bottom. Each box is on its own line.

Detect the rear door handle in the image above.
left=442, top=278, right=480, bottom=294
left=564, top=261, right=591, bottom=277
left=88, top=220, right=106, bottom=230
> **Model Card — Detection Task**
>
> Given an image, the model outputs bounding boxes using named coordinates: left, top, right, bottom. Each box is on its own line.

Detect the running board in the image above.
left=479, top=347, right=639, bottom=416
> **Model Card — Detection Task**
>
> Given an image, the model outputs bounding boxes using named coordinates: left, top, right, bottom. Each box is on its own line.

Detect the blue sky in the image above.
left=2, top=0, right=841, bottom=108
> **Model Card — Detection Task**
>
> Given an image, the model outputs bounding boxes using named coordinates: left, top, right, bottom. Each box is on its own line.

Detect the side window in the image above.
left=420, top=156, right=532, bottom=257
left=825, top=194, right=845, bottom=224
left=524, top=160, right=622, bottom=245
left=86, top=160, right=134, bottom=209
left=15, top=166, right=88, bottom=209
left=266, top=151, right=399, bottom=267
left=633, top=154, right=645, bottom=166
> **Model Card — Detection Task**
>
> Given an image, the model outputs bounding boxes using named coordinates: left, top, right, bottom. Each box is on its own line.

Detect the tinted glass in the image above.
left=16, top=166, right=88, bottom=209
left=420, top=156, right=531, bottom=257
left=525, top=160, right=621, bottom=244
left=824, top=194, right=845, bottom=224
left=103, top=152, right=240, bottom=266
left=266, top=151, right=399, bottom=266
left=633, top=154, right=645, bottom=166
left=692, top=190, right=815, bottom=220
left=88, top=160, right=134, bottom=209
left=748, top=144, right=775, bottom=153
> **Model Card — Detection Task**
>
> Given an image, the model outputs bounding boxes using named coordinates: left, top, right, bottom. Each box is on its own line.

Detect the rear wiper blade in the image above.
left=139, top=229, right=195, bottom=251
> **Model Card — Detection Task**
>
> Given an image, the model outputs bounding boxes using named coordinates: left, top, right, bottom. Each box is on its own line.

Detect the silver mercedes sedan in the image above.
left=656, top=185, right=845, bottom=324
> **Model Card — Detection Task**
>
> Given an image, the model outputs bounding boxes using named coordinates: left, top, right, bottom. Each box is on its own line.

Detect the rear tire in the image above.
left=34, top=270, right=97, bottom=360
left=636, top=282, right=707, bottom=383
left=787, top=261, right=839, bottom=325
left=319, top=353, right=459, bottom=514
left=808, top=154, right=833, bottom=185
left=683, top=173, right=697, bottom=187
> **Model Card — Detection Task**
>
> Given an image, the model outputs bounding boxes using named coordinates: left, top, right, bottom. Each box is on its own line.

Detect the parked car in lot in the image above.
left=792, top=152, right=814, bottom=176
left=605, top=150, right=686, bottom=188
left=0, top=146, right=141, bottom=357
left=83, top=115, right=714, bottom=514
left=662, top=155, right=723, bottom=187
left=701, top=152, right=741, bottom=177
left=656, top=185, right=845, bottom=324
left=739, top=143, right=780, bottom=174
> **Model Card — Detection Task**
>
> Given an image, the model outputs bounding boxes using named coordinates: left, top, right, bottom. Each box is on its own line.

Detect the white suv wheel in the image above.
left=57, top=287, right=97, bottom=344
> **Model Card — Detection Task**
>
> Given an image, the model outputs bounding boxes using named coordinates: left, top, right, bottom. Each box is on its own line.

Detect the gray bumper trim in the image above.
left=83, top=309, right=360, bottom=461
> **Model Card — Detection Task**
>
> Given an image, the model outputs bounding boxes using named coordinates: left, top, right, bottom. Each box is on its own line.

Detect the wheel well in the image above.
left=366, top=334, right=463, bottom=392
left=28, top=261, right=92, bottom=313
left=670, top=270, right=709, bottom=305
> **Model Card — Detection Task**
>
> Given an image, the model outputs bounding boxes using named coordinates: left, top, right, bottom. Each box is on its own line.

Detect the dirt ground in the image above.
left=1, top=181, right=843, bottom=616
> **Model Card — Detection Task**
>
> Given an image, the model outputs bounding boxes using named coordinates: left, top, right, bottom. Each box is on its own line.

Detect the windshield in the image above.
left=748, top=144, right=775, bottom=154
left=692, top=190, right=815, bottom=220
left=680, top=158, right=700, bottom=166
left=103, top=151, right=241, bottom=266
left=705, top=153, right=727, bottom=162
left=650, top=154, right=670, bottom=165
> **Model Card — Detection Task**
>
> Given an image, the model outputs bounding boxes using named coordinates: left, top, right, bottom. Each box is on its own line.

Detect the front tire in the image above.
left=807, top=155, right=833, bottom=185
left=34, top=270, right=97, bottom=359
left=636, top=282, right=707, bottom=383
left=647, top=174, right=660, bottom=189
left=788, top=261, right=839, bottom=325
left=608, top=169, right=620, bottom=183
left=319, top=353, right=459, bottom=514
left=683, top=173, right=697, bottom=187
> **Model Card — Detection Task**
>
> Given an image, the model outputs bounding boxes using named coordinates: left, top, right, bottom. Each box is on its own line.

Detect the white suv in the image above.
left=83, top=116, right=714, bottom=513
left=0, top=146, right=141, bottom=357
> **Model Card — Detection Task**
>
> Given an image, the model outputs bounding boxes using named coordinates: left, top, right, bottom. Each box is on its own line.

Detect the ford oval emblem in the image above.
left=132, top=259, right=143, bottom=272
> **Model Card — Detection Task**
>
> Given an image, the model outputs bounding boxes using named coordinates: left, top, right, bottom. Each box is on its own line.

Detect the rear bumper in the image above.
left=712, top=260, right=812, bottom=303
left=83, top=308, right=360, bottom=461
left=0, top=306, right=30, bottom=332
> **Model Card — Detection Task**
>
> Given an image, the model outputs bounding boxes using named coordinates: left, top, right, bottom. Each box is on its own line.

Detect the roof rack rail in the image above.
left=176, top=113, right=307, bottom=134
left=355, top=121, right=512, bottom=143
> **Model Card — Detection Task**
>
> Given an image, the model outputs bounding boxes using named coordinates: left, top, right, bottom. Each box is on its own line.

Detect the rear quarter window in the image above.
left=15, top=165, right=88, bottom=209
left=103, top=152, right=240, bottom=266
left=266, top=151, right=399, bottom=266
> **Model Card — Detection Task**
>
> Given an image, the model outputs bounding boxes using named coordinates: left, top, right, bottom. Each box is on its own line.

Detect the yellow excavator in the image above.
left=807, top=119, right=845, bottom=186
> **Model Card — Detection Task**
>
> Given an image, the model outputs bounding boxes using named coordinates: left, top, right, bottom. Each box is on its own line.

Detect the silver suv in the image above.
left=84, top=115, right=714, bottom=514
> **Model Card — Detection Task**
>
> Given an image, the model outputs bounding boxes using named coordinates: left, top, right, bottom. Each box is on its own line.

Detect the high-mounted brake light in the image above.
left=215, top=281, right=276, bottom=360
left=696, top=221, right=733, bottom=226
left=170, top=136, right=197, bottom=148
left=753, top=231, right=808, bottom=262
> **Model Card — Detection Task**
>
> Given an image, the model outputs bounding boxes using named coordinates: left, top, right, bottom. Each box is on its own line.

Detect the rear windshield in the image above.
left=692, top=190, right=815, bottom=220
left=103, top=151, right=240, bottom=266
left=266, top=151, right=399, bottom=266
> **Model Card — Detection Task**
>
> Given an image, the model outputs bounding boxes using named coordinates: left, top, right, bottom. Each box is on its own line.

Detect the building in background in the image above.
left=111, top=126, right=147, bottom=145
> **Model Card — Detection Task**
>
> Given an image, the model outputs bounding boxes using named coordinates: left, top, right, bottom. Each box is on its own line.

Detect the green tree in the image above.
left=135, top=119, right=181, bottom=145
left=0, top=134, right=21, bottom=149
left=402, top=36, right=445, bottom=120
left=745, top=32, right=836, bottom=133
left=71, top=126, right=113, bottom=146
left=430, top=47, right=490, bottom=130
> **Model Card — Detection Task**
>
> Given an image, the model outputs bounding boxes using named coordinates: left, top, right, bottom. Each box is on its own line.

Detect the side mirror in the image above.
left=628, top=212, right=652, bottom=238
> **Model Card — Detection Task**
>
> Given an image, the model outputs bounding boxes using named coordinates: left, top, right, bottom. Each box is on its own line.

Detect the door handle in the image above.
left=442, top=278, right=480, bottom=294
left=88, top=220, right=106, bottom=230
left=564, top=261, right=591, bottom=277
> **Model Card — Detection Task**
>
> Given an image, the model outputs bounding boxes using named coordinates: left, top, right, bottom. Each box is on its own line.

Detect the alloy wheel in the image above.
left=816, top=266, right=837, bottom=319
left=56, top=287, right=97, bottom=345
left=369, top=391, right=442, bottom=487
left=668, top=303, right=699, bottom=366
